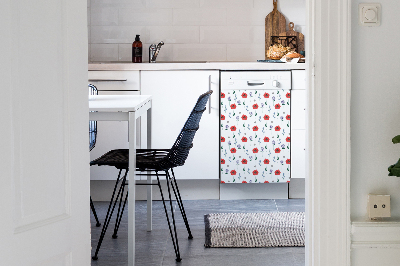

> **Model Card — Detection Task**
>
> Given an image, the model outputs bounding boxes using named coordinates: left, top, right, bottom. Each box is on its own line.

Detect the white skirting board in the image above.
left=351, top=220, right=400, bottom=266
left=90, top=179, right=305, bottom=201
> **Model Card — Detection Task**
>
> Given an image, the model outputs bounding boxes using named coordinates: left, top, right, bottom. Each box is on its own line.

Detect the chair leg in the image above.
left=92, top=169, right=128, bottom=261
left=90, top=196, right=101, bottom=227
left=168, top=169, right=193, bottom=240
left=112, top=178, right=128, bottom=239
left=156, top=171, right=182, bottom=262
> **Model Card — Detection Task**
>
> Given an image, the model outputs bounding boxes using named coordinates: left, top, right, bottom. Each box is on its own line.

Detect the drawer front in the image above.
left=291, top=70, right=306, bottom=90
left=88, top=71, right=140, bottom=91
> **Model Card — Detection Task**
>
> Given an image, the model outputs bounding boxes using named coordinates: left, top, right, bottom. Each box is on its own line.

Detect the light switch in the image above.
left=359, top=3, right=381, bottom=26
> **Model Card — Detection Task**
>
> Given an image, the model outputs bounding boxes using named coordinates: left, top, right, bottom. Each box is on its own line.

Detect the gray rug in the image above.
left=204, top=212, right=305, bottom=248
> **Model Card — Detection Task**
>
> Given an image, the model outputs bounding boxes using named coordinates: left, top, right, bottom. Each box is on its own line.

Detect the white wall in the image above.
left=351, top=0, right=400, bottom=220
left=87, top=0, right=305, bottom=62
left=351, top=1, right=400, bottom=264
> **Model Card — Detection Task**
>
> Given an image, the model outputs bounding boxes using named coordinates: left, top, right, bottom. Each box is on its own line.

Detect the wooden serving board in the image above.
left=280, top=22, right=304, bottom=52
left=265, top=0, right=286, bottom=59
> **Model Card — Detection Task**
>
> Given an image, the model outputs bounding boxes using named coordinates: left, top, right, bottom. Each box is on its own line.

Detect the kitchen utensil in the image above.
left=279, top=22, right=304, bottom=52
left=265, top=0, right=287, bottom=59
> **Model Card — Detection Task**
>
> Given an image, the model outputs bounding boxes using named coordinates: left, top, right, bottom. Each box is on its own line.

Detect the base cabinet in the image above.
left=88, top=71, right=141, bottom=180
left=141, top=70, right=220, bottom=180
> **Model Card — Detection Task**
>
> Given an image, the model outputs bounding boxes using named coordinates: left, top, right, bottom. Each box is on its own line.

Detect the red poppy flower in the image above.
left=221, top=93, right=225, bottom=98
left=221, top=181, right=225, bottom=183
left=286, top=92, right=291, bottom=98
left=286, top=180, right=290, bottom=183
left=230, top=170, right=237, bottom=175
left=286, top=115, right=290, bottom=120
left=275, top=148, right=281, bottom=153
left=241, top=114, right=247, bottom=120
left=286, top=136, right=290, bottom=142
left=264, top=159, right=270, bottom=164
left=230, top=125, right=237, bottom=131
left=230, top=104, right=237, bottom=109
left=253, top=126, right=259, bottom=131
left=275, top=103, right=281, bottom=109
left=242, top=181, right=247, bottom=183
left=221, top=114, right=225, bottom=120
left=275, top=170, right=281, bottom=175
left=221, top=159, right=225, bottom=164
left=264, top=136, right=269, bottom=142
left=264, top=181, right=269, bottom=183
left=275, top=125, right=281, bottom=131
left=221, top=136, right=225, bottom=142
left=252, top=103, right=259, bottom=109
left=263, top=92, right=270, bottom=98
left=286, top=159, right=291, bottom=164
left=241, top=92, right=247, bottom=98
left=264, top=114, right=270, bottom=120
left=230, top=148, right=237, bottom=153
left=253, top=170, right=259, bottom=175
left=241, top=159, right=247, bottom=164
left=253, top=148, right=259, bottom=153
left=241, top=136, right=247, bottom=142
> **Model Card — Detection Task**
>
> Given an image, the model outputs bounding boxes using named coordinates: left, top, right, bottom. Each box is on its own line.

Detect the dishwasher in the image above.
left=220, top=71, right=291, bottom=184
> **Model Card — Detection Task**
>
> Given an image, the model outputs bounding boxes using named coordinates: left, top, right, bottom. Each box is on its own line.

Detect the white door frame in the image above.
left=306, top=0, right=351, bottom=265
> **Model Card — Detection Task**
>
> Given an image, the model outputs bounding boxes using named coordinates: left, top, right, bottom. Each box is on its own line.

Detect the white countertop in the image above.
left=89, top=62, right=306, bottom=71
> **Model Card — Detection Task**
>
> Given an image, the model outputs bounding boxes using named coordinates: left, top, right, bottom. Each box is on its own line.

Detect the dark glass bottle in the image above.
left=132, top=35, right=142, bottom=63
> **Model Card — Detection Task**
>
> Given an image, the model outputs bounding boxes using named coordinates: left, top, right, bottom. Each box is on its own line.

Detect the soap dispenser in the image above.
left=132, top=35, right=142, bottom=63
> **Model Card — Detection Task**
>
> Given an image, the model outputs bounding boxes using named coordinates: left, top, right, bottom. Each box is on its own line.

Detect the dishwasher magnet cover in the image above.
left=220, top=89, right=291, bottom=184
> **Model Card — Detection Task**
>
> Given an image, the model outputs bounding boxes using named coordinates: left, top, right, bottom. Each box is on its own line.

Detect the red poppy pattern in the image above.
left=220, top=89, right=291, bottom=183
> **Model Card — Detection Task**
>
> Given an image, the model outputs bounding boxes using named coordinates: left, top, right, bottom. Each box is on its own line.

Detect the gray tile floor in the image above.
left=91, top=199, right=305, bottom=266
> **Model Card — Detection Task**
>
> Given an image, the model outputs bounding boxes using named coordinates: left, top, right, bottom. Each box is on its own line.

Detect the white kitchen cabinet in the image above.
left=141, top=70, right=220, bottom=180
left=292, top=70, right=306, bottom=90
left=291, top=90, right=306, bottom=130
left=291, top=129, right=306, bottom=178
left=88, top=71, right=141, bottom=180
left=290, top=70, right=306, bottom=179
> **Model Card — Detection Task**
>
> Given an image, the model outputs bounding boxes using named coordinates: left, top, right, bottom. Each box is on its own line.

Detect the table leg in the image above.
left=128, top=112, right=136, bottom=266
left=147, top=105, right=152, bottom=232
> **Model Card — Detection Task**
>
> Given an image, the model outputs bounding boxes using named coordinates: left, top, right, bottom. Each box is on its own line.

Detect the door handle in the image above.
left=208, top=75, right=212, bottom=114
left=247, top=81, right=264, bottom=86
left=88, top=79, right=127, bottom=82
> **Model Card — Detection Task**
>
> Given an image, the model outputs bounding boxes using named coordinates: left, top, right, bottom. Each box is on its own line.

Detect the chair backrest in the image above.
left=163, top=90, right=213, bottom=169
left=89, top=84, right=98, bottom=151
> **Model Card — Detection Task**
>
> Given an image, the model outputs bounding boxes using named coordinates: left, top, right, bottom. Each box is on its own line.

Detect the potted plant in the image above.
left=388, top=135, right=400, bottom=176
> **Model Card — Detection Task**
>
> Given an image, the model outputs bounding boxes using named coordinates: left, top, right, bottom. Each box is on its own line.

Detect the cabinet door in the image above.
left=141, top=70, right=219, bottom=180
left=291, top=90, right=306, bottom=130
left=88, top=70, right=141, bottom=180
left=291, top=129, right=305, bottom=178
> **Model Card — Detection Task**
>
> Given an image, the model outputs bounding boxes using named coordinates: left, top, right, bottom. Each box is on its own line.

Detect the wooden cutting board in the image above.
left=265, top=0, right=286, bottom=59
left=279, top=22, right=304, bottom=52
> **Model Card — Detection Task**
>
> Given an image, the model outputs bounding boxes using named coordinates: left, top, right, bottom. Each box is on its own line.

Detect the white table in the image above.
left=89, top=95, right=152, bottom=266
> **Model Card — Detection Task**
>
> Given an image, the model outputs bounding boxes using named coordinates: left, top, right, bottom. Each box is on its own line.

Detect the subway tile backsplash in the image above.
left=88, top=0, right=305, bottom=62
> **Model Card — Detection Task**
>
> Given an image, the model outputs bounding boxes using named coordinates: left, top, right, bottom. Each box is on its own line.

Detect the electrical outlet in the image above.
left=368, top=194, right=391, bottom=219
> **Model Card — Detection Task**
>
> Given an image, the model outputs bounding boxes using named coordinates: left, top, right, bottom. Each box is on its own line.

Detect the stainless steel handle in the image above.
left=88, top=79, right=127, bottom=82
left=208, top=75, right=212, bottom=114
left=247, top=81, right=264, bottom=86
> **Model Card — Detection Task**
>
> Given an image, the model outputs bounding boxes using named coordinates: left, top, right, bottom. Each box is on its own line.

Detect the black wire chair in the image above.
left=90, top=90, right=213, bottom=262
left=89, top=84, right=101, bottom=227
